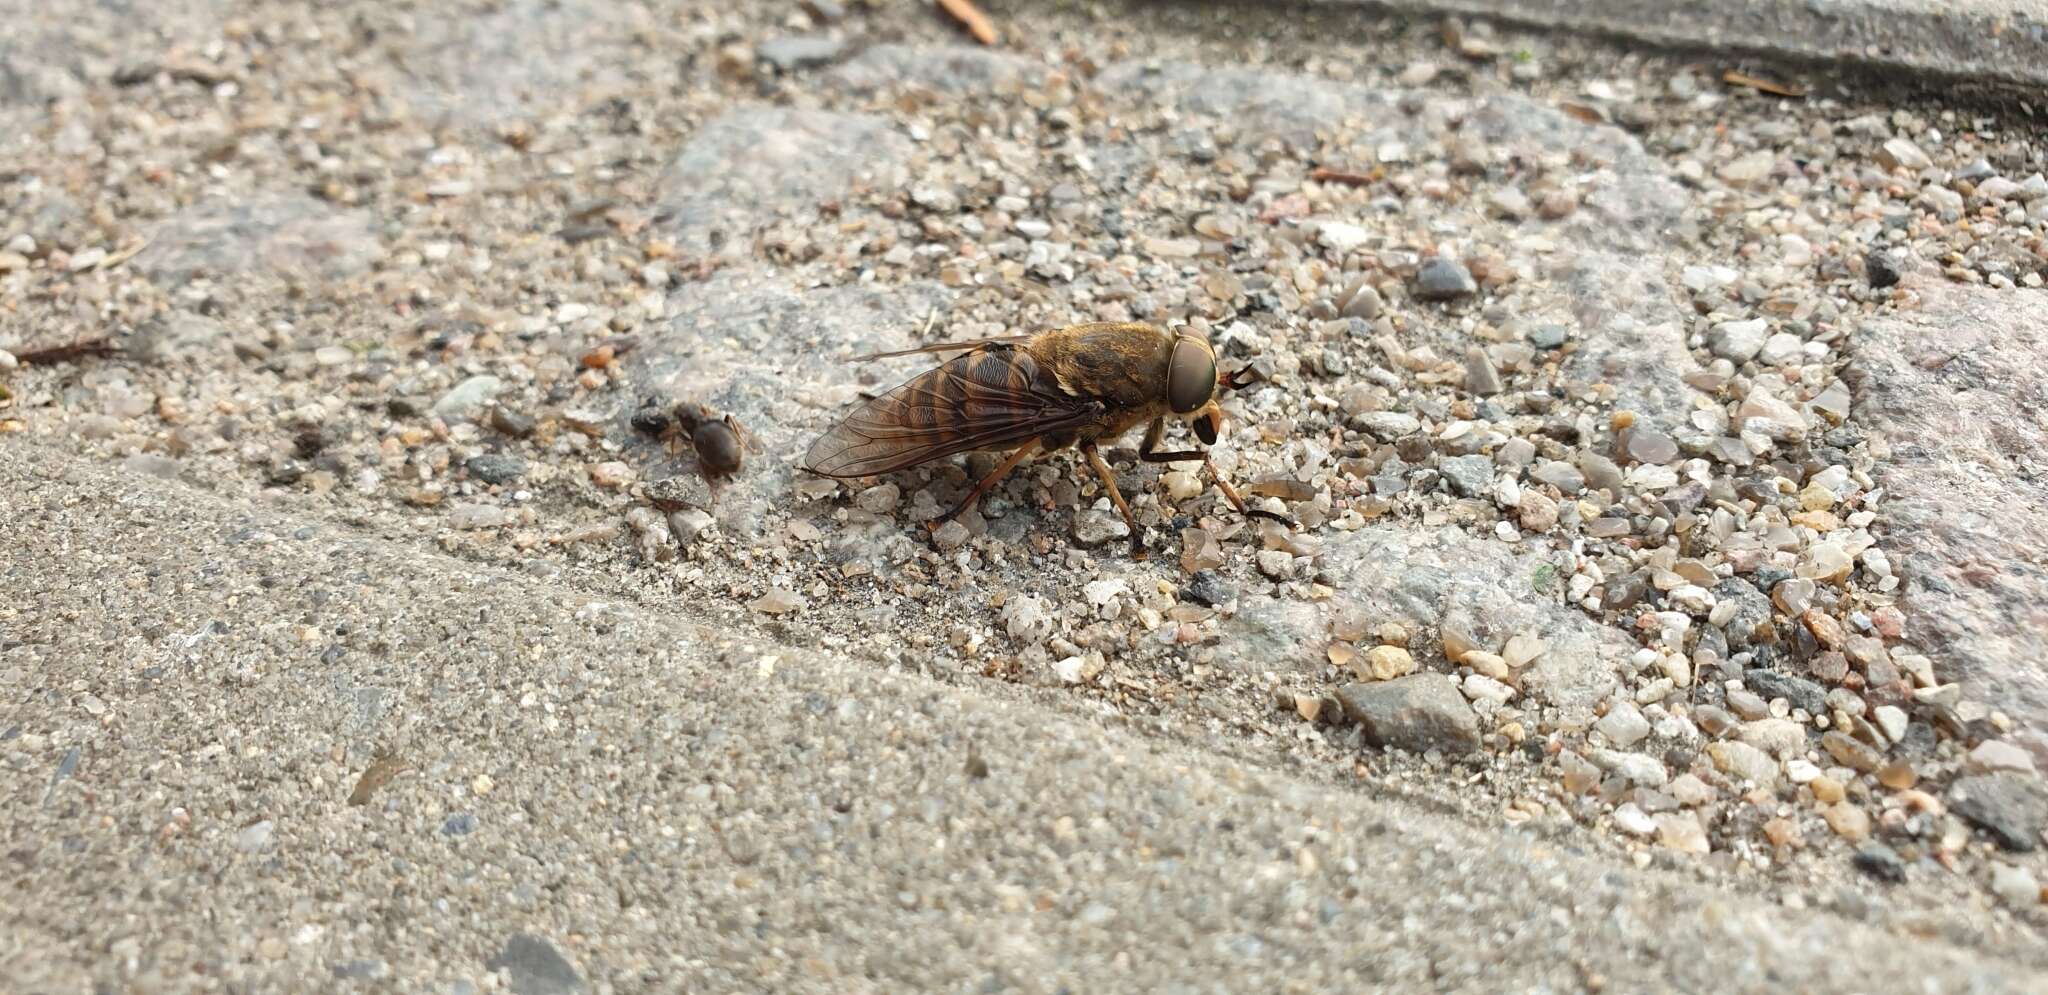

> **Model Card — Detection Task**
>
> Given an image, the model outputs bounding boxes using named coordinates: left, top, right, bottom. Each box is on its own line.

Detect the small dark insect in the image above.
left=13, top=336, right=120, bottom=366
left=802, top=321, right=1291, bottom=559
left=634, top=398, right=754, bottom=487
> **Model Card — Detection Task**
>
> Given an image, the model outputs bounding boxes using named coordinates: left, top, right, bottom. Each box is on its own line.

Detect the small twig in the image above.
left=1722, top=70, right=1806, bottom=99
left=937, top=0, right=998, bottom=46
left=1310, top=166, right=1379, bottom=188
left=15, top=337, right=119, bottom=366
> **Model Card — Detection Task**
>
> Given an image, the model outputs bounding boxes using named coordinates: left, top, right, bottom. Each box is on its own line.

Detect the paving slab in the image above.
left=4, top=440, right=2040, bottom=992
left=1307, top=0, right=2048, bottom=94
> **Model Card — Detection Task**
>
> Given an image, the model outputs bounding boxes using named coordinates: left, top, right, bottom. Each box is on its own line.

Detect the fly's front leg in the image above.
left=1080, top=441, right=1147, bottom=560
left=1138, top=417, right=1295, bottom=529
left=1137, top=417, right=1206, bottom=464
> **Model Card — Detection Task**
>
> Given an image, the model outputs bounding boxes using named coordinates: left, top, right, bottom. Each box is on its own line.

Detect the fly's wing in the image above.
left=804, top=346, right=1100, bottom=478
left=848, top=335, right=1033, bottom=362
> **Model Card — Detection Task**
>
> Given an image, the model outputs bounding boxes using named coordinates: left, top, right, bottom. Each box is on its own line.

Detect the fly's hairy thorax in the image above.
left=1030, top=322, right=1172, bottom=413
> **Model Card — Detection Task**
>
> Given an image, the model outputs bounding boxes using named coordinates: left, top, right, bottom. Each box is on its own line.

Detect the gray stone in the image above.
left=659, top=108, right=910, bottom=254
left=1713, top=579, right=1773, bottom=650
left=466, top=454, right=527, bottom=486
left=1852, top=843, right=1907, bottom=884
left=1743, top=669, right=1827, bottom=716
left=1556, top=253, right=1696, bottom=434
left=134, top=195, right=383, bottom=286
left=1706, top=319, right=1769, bottom=363
left=1527, top=324, right=1568, bottom=350
left=434, top=376, right=504, bottom=422
left=826, top=44, right=1041, bottom=95
left=1354, top=411, right=1421, bottom=441
left=486, top=934, right=583, bottom=995
left=1415, top=258, right=1478, bottom=301
left=1530, top=460, right=1585, bottom=494
left=1439, top=454, right=1495, bottom=498
left=1594, top=702, right=1651, bottom=749
left=399, top=0, right=641, bottom=126
left=1071, top=509, right=1131, bottom=547
left=757, top=36, right=847, bottom=72
left=1337, top=673, right=1481, bottom=755
left=1950, top=774, right=2048, bottom=853
left=1850, top=286, right=2048, bottom=743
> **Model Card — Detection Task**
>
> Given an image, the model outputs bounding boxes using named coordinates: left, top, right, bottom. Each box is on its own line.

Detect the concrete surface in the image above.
left=3, top=438, right=2041, bottom=991
left=1312, top=0, right=2048, bottom=94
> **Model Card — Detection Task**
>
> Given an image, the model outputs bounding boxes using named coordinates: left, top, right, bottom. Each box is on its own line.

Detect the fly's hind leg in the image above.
left=933, top=440, right=1038, bottom=530
left=1136, top=417, right=1297, bottom=529
left=1080, top=441, right=1147, bottom=560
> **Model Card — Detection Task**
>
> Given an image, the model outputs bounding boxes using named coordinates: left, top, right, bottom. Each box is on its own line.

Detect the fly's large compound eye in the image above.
left=694, top=420, right=744, bottom=477
left=1166, top=335, right=1217, bottom=415
left=1194, top=409, right=1220, bottom=446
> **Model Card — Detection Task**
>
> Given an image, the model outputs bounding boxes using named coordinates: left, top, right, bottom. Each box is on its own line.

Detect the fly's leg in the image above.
left=1136, top=417, right=1296, bottom=529
left=933, top=440, right=1038, bottom=528
left=1081, top=440, right=1147, bottom=560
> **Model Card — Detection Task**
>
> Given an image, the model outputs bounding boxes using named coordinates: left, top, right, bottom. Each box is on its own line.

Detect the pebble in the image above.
left=235, top=820, right=274, bottom=853
left=1071, top=510, right=1131, bottom=547
left=1744, top=669, right=1827, bottom=715
left=1703, top=319, right=1769, bottom=362
left=1614, top=803, right=1657, bottom=836
left=1852, top=843, right=1907, bottom=884
left=1526, top=324, right=1567, bottom=350
left=1821, top=731, right=1884, bottom=773
left=433, top=375, right=504, bottom=422
left=449, top=504, right=513, bottom=530
left=1355, top=411, right=1421, bottom=441
left=590, top=462, right=636, bottom=488
left=1656, top=811, right=1710, bottom=854
left=748, top=589, right=805, bottom=615
left=1737, top=718, right=1805, bottom=758
left=1440, top=454, right=1495, bottom=498
left=668, top=509, right=715, bottom=543
left=931, top=521, right=971, bottom=552
left=1870, top=705, right=1909, bottom=744
left=1594, top=701, right=1651, bottom=748
left=1668, top=774, right=1713, bottom=806
left=1823, top=802, right=1871, bottom=841
left=1865, top=249, right=1903, bottom=288
left=1342, top=285, right=1383, bottom=320
left=757, top=35, right=846, bottom=72
left=1414, top=258, right=1477, bottom=301
left=855, top=483, right=901, bottom=514
left=1968, top=740, right=2038, bottom=774
left=1336, top=673, right=1481, bottom=755
left=1877, top=137, right=1933, bottom=172
left=1361, top=645, right=1416, bottom=682
left=1717, top=149, right=1774, bottom=185
left=1991, top=864, right=2041, bottom=908
left=1316, top=223, right=1369, bottom=254
left=1757, top=332, right=1804, bottom=366
left=1951, top=774, right=2047, bottom=852
left=1589, top=748, right=1669, bottom=788
left=1516, top=490, right=1559, bottom=531
left=1463, top=346, right=1503, bottom=395
left=466, top=454, right=527, bottom=485
left=1707, top=740, right=1778, bottom=789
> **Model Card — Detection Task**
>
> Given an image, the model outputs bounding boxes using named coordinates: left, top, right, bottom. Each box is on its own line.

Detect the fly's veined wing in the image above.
left=804, top=346, right=1099, bottom=477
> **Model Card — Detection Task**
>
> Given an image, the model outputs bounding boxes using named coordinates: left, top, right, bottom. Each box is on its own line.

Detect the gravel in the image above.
left=3, top=0, right=2046, bottom=977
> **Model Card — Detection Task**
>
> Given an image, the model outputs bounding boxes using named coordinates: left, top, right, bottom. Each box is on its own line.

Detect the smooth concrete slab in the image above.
left=1308, top=0, right=2048, bottom=93
left=3, top=440, right=2041, bottom=991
